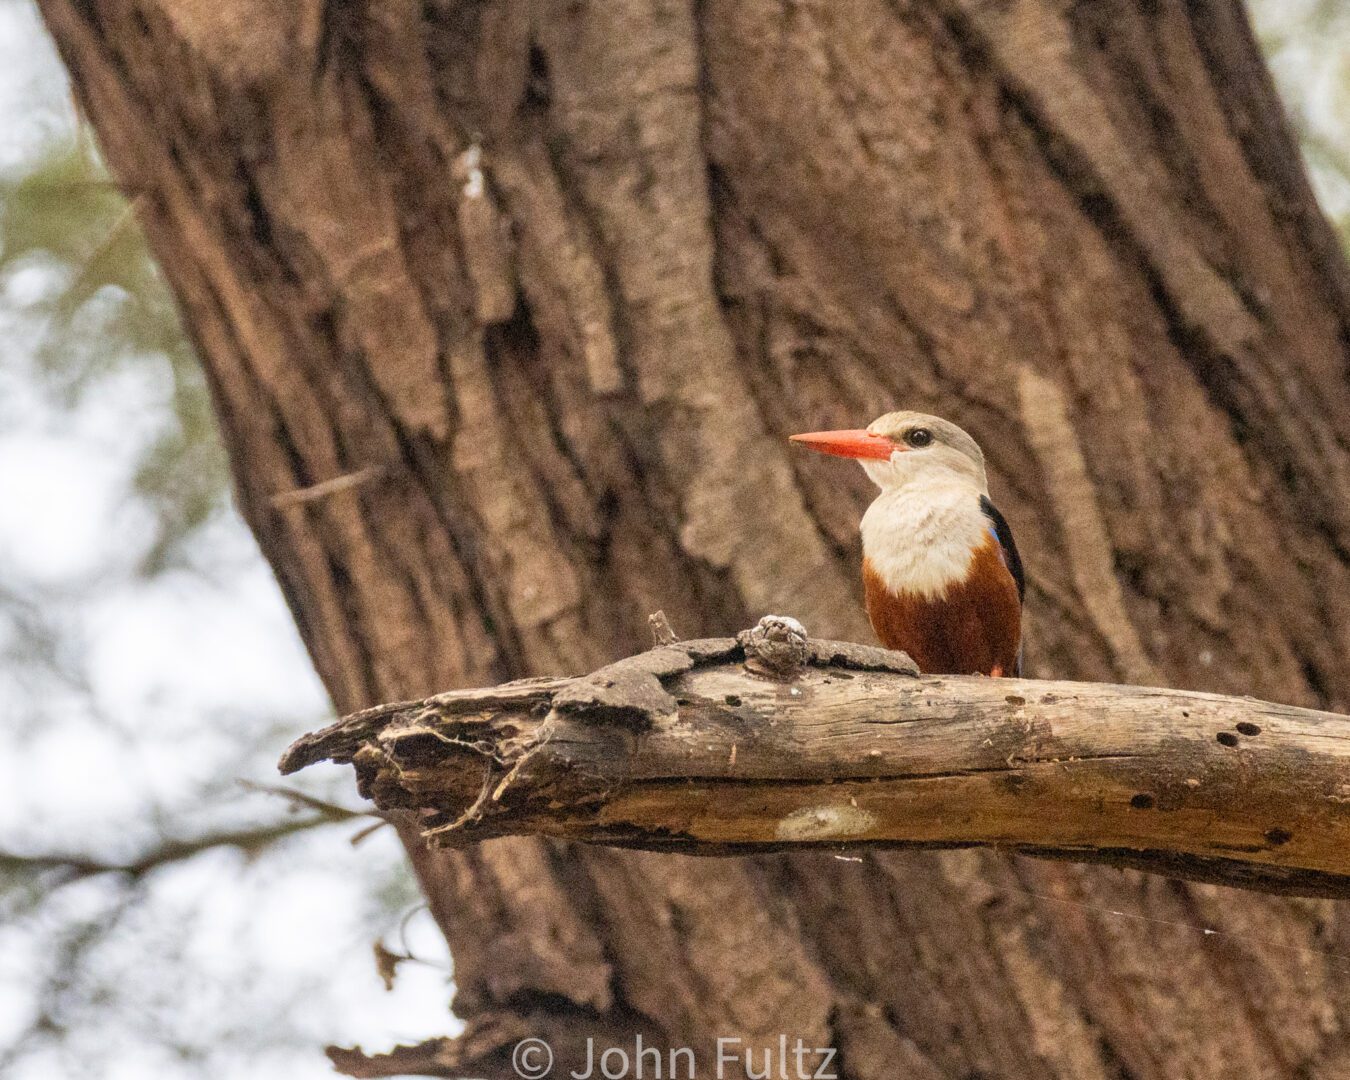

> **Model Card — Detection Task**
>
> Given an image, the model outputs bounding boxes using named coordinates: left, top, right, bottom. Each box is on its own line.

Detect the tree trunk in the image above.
left=38, top=0, right=1350, bottom=1076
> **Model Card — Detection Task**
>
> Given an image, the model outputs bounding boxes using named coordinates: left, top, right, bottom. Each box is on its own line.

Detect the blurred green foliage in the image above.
left=0, top=141, right=228, bottom=576
left=1254, top=0, right=1350, bottom=242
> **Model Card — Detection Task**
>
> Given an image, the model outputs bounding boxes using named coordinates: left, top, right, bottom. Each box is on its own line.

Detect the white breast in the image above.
left=860, top=479, right=991, bottom=600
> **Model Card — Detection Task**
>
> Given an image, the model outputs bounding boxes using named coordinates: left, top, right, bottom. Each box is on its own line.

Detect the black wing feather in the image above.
left=980, top=495, right=1024, bottom=603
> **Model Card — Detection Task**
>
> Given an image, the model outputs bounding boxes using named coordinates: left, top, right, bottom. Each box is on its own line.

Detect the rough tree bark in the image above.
left=37, top=0, right=1350, bottom=1077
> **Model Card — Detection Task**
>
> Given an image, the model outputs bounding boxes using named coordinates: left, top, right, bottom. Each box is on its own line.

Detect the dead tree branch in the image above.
left=281, top=617, right=1350, bottom=899
left=0, top=812, right=360, bottom=889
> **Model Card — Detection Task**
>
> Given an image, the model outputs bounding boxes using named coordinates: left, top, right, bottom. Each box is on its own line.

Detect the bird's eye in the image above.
left=905, top=428, right=933, bottom=448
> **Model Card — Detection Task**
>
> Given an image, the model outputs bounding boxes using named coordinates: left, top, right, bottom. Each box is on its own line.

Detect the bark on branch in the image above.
left=281, top=617, right=1350, bottom=899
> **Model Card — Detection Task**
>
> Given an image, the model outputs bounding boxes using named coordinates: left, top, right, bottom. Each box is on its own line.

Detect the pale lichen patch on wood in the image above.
left=775, top=804, right=880, bottom=842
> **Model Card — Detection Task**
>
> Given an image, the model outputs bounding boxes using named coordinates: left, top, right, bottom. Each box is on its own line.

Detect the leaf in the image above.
left=372, top=941, right=405, bottom=992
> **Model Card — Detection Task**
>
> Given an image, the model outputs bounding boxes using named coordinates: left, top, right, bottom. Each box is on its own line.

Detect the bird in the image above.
left=790, top=411, right=1024, bottom=677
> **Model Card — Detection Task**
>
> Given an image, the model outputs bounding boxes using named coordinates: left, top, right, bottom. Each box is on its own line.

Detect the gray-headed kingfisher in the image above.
left=791, top=411, right=1024, bottom=677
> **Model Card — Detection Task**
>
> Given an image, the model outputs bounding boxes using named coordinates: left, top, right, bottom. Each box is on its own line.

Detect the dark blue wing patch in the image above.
left=980, top=495, right=1025, bottom=603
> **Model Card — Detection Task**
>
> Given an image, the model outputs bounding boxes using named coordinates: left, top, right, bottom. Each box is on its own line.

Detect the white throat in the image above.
left=860, top=473, right=990, bottom=600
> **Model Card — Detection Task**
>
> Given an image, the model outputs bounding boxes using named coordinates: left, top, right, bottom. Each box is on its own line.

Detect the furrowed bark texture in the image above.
left=280, top=629, right=1350, bottom=899
left=38, top=0, right=1350, bottom=1077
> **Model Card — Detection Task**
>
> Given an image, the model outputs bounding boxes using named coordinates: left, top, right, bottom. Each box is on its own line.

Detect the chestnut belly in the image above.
left=863, top=542, right=1021, bottom=676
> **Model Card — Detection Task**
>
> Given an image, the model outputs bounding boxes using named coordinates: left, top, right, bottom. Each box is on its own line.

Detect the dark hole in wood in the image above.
left=1236, top=722, right=1262, bottom=736
left=1216, top=731, right=1240, bottom=747
left=1265, top=827, right=1292, bottom=846
left=1005, top=695, right=1026, bottom=706
left=1130, top=793, right=1155, bottom=809
left=1181, top=710, right=1189, bottom=717
left=725, top=695, right=742, bottom=707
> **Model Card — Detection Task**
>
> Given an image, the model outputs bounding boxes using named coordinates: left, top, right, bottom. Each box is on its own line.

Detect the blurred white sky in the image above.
left=0, top=3, right=457, bottom=1077
left=1256, top=0, right=1350, bottom=221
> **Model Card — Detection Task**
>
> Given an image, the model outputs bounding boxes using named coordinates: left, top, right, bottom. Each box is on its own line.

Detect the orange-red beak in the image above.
left=789, top=429, right=895, bottom=460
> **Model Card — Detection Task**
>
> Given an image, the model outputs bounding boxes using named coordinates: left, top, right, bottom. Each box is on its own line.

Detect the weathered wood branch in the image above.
left=282, top=617, right=1350, bottom=899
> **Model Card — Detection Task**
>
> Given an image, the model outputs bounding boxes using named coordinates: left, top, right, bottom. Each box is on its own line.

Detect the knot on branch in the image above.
left=738, top=615, right=809, bottom=678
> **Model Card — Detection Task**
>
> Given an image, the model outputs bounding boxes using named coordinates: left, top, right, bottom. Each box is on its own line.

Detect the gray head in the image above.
left=863, top=411, right=987, bottom=492
left=789, top=411, right=988, bottom=493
